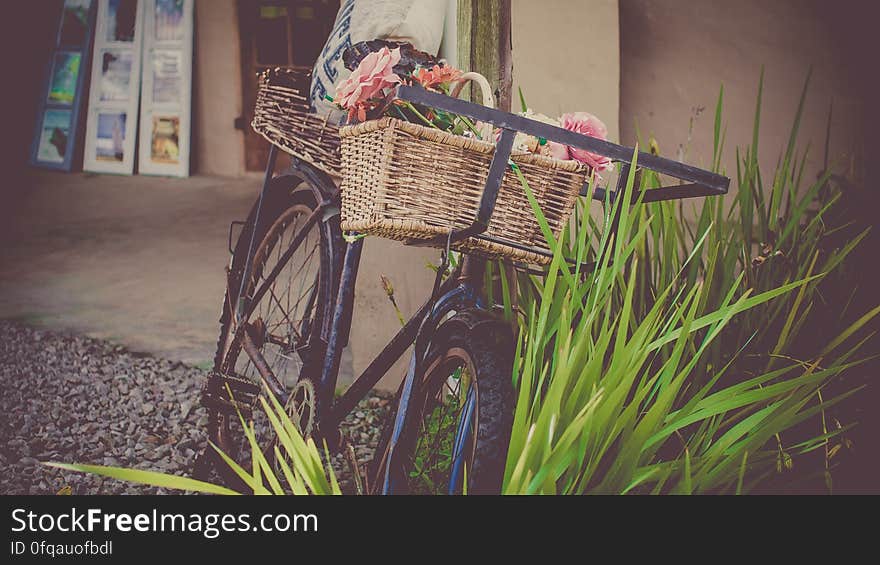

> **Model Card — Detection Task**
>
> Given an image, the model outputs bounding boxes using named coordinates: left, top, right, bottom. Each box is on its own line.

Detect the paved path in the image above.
left=0, top=171, right=260, bottom=368
left=0, top=170, right=437, bottom=386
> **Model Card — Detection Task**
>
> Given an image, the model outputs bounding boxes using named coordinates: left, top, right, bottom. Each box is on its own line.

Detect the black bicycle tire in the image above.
left=370, top=309, right=515, bottom=495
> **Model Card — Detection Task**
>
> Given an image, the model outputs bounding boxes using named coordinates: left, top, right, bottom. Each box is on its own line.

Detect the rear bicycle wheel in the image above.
left=371, top=310, right=515, bottom=495
left=202, top=176, right=339, bottom=486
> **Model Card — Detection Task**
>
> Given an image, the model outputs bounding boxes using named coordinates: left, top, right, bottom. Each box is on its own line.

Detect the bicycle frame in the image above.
left=229, top=148, right=492, bottom=493
left=233, top=84, right=730, bottom=493
left=321, top=238, right=490, bottom=494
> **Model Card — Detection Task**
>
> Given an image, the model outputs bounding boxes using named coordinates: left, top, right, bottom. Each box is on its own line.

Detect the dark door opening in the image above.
left=237, top=0, right=339, bottom=171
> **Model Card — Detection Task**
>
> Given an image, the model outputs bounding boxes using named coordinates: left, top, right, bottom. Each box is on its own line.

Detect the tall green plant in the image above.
left=503, top=71, right=876, bottom=493
left=630, top=70, right=869, bottom=384
left=503, top=151, right=871, bottom=494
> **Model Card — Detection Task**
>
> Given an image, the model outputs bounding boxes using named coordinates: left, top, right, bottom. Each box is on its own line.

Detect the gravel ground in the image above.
left=0, top=320, right=389, bottom=495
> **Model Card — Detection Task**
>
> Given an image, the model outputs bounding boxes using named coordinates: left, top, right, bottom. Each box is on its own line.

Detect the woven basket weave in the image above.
left=251, top=67, right=341, bottom=177
left=339, top=118, right=588, bottom=265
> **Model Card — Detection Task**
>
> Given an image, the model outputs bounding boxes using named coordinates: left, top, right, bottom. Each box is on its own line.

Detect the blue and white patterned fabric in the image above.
left=309, top=0, right=447, bottom=122
left=309, top=0, right=355, bottom=121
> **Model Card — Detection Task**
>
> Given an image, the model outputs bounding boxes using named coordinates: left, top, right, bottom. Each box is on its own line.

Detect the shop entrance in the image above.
left=237, top=0, right=338, bottom=171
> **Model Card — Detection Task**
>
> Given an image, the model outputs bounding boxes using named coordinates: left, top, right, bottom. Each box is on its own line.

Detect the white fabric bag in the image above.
left=310, top=0, right=447, bottom=117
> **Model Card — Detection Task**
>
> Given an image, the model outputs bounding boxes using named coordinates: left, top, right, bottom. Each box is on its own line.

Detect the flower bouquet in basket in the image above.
left=330, top=42, right=614, bottom=264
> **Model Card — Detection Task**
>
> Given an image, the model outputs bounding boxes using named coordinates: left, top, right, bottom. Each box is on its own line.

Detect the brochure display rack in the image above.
left=31, top=0, right=97, bottom=171
left=83, top=0, right=144, bottom=174
left=137, top=0, right=193, bottom=177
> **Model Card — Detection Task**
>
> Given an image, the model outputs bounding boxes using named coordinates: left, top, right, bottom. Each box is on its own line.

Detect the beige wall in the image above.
left=349, top=240, right=440, bottom=389
left=619, top=0, right=864, bottom=185
left=512, top=0, right=620, bottom=142
left=194, top=0, right=246, bottom=177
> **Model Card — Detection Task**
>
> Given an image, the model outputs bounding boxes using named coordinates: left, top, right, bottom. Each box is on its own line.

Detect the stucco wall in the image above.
left=349, top=240, right=441, bottom=389
left=619, top=0, right=865, bottom=184
left=194, top=0, right=246, bottom=177
left=511, top=0, right=620, bottom=142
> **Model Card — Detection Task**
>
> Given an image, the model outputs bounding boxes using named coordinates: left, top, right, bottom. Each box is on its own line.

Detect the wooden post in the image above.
left=457, top=0, right=518, bottom=315
left=457, top=0, right=513, bottom=112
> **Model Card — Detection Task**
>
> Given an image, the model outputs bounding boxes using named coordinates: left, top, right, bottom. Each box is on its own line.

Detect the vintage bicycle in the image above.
left=196, top=65, right=729, bottom=495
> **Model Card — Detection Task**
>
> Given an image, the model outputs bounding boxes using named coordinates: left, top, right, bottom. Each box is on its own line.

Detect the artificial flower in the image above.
left=522, top=110, right=570, bottom=160
left=335, top=47, right=402, bottom=122
left=544, top=139, right=570, bottom=160
left=560, top=112, right=613, bottom=170
left=414, top=64, right=462, bottom=90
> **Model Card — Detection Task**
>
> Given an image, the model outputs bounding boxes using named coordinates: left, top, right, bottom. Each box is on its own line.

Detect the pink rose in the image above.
left=560, top=112, right=613, bottom=171
left=335, top=47, right=402, bottom=121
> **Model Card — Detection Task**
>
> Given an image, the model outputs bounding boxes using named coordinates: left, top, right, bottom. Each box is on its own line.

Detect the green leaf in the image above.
left=45, top=463, right=239, bottom=495
left=518, top=86, right=528, bottom=113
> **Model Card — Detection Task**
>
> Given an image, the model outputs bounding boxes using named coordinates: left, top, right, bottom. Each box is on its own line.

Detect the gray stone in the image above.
left=0, top=320, right=388, bottom=495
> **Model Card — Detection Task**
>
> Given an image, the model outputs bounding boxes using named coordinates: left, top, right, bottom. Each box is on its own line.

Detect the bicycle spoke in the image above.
left=264, top=278, right=317, bottom=334
left=258, top=242, right=319, bottom=332
left=255, top=238, right=317, bottom=329
left=407, top=363, right=467, bottom=492
left=288, top=232, right=314, bottom=332
left=422, top=377, right=460, bottom=476
left=267, top=285, right=295, bottom=334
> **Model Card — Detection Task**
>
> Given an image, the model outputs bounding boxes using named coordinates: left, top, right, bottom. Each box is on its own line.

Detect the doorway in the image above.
left=237, top=0, right=339, bottom=171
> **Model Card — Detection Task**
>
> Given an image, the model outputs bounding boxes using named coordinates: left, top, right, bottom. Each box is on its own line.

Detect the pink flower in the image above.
left=335, top=47, right=402, bottom=122
left=560, top=112, right=613, bottom=171
left=414, top=64, right=462, bottom=90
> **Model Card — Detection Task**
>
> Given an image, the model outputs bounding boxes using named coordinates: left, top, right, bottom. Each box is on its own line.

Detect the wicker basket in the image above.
left=251, top=67, right=342, bottom=177
left=338, top=75, right=588, bottom=265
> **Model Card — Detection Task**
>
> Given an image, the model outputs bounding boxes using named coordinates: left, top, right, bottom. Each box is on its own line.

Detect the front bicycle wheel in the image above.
left=371, top=309, right=515, bottom=495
